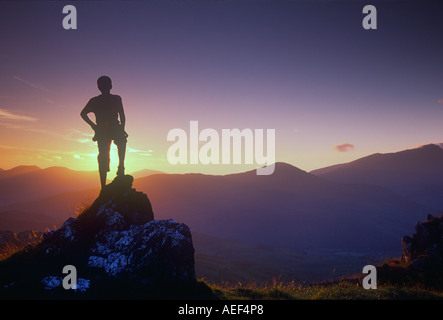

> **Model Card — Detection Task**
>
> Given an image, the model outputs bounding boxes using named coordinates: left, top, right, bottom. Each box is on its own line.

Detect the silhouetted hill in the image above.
left=310, top=144, right=443, bottom=198
left=3, top=151, right=440, bottom=255
left=132, top=162, right=425, bottom=253
left=130, top=169, right=167, bottom=179
left=2, top=188, right=99, bottom=230
left=0, top=166, right=98, bottom=206
left=0, top=210, right=56, bottom=233
left=0, top=165, right=41, bottom=180
left=1, top=159, right=438, bottom=283
left=1, top=162, right=428, bottom=253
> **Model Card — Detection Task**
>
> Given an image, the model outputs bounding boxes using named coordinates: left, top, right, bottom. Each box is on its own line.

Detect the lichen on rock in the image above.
left=88, top=218, right=195, bottom=282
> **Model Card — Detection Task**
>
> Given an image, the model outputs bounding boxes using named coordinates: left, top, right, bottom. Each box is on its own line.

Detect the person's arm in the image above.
left=80, top=100, right=97, bottom=131
left=117, top=96, right=126, bottom=132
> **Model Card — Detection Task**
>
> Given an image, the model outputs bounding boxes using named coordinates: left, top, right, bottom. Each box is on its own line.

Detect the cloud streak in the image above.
left=0, top=144, right=95, bottom=158
left=63, top=129, right=94, bottom=144
left=13, top=75, right=52, bottom=94
left=128, top=147, right=153, bottom=157
left=333, top=143, right=354, bottom=152
left=0, top=108, right=38, bottom=122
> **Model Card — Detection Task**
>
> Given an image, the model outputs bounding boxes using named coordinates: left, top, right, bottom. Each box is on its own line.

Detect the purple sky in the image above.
left=0, top=1, right=442, bottom=174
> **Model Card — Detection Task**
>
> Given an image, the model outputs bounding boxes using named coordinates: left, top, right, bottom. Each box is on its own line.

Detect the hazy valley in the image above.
left=1, top=144, right=442, bottom=283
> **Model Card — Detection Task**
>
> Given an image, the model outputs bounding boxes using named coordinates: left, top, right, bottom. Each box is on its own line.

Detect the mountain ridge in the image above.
left=1, top=144, right=441, bottom=255
left=131, top=162, right=425, bottom=253
left=310, top=143, right=443, bottom=198
left=1, top=144, right=442, bottom=284
left=0, top=165, right=41, bottom=180
left=0, top=166, right=98, bottom=206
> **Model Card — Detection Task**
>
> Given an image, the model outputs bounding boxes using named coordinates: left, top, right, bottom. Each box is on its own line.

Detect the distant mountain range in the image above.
left=0, top=166, right=98, bottom=206
left=132, top=162, right=425, bottom=253
left=0, top=166, right=165, bottom=207
left=0, top=165, right=41, bottom=179
left=1, top=144, right=442, bottom=257
left=130, top=169, right=166, bottom=179
left=0, top=167, right=163, bottom=231
left=310, top=144, right=443, bottom=209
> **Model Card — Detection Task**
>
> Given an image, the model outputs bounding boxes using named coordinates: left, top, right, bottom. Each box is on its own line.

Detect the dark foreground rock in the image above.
left=0, top=175, right=212, bottom=299
left=378, top=214, right=443, bottom=289
left=401, top=214, right=443, bottom=265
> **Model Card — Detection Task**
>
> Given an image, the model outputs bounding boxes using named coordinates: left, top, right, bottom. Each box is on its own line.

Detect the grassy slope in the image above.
left=204, top=280, right=443, bottom=300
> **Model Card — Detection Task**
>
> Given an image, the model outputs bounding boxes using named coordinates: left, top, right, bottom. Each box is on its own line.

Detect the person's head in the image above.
left=97, top=76, right=112, bottom=93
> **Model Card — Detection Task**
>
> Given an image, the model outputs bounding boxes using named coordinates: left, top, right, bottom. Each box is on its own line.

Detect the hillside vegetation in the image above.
left=206, top=279, right=443, bottom=300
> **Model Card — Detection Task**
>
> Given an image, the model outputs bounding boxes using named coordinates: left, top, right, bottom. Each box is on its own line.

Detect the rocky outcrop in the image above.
left=0, top=175, right=202, bottom=299
left=379, top=214, right=443, bottom=289
left=401, top=214, right=443, bottom=265
left=86, top=218, right=195, bottom=281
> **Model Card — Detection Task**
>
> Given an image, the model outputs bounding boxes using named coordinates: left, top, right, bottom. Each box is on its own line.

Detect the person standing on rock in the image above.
left=81, top=76, right=128, bottom=189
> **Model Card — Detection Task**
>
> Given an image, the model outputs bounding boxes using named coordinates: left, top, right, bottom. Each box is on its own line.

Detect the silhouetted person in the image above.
left=81, top=76, right=128, bottom=190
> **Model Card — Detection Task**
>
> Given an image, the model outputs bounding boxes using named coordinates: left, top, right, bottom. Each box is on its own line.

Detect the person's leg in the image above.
left=114, top=126, right=127, bottom=176
left=116, top=140, right=126, bottom=176
left=99, top=170, right=107, bottom=190
left=97, top=139, right=112, bottom=189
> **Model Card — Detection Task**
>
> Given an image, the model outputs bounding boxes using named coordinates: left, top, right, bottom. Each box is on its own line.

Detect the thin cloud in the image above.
left=0, top=122, right=24, bottom=129
left=128, top=147, right=149, bottom=153
left=0, top=123, right=59, bottom=137
left=128, top=147, right=153, bottom=156
left=0, top=108, right=38, bottom=122
left=333, top=143, right=355, bottom=152
left=438, top=99, right=443, bottom=104
left=0, top=144, right=94, bottom=159
left=63, top=129, right=94, bottom=144
left=13, top=75, right=52, bottom=94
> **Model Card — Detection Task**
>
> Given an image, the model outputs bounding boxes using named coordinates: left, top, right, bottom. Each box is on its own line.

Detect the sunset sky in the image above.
left=0, top=1, right=442, bottom=175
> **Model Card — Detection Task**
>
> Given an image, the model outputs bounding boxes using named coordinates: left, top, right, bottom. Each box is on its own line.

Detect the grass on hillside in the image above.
left=0, top=242, right=23, bottom=261
left=203, top=279, right=443, bottom=300
left=0, top=232, right=44, bottom=261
